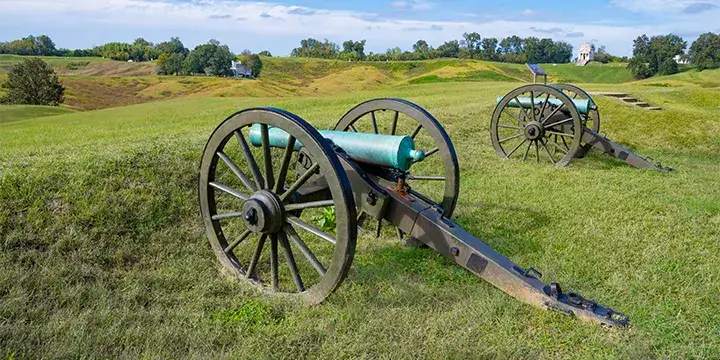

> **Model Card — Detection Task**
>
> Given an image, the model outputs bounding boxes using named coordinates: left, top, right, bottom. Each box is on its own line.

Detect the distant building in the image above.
left=674, top=54, right=690, bottom=65
left=230, top=60, right=253, bottom=78
left=576, top=43, right=595, bottom=66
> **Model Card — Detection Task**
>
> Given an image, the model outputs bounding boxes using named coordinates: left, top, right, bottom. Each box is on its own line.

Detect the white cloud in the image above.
left=0, top=0, right=715, bottom=56
left=611, top=0, right=720, bottom=14
left=390, top=0, right=436, bottom=10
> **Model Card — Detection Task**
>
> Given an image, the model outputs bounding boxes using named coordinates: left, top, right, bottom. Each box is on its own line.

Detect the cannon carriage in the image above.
left=198, top=98, right=629, bottom=327
left=490, top=83, right=672, bottom=170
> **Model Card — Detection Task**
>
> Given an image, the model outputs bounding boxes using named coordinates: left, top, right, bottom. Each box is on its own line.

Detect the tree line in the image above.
left=290, top=34, right=581, bottom=64
left=0, top=35, right=264, bottom=78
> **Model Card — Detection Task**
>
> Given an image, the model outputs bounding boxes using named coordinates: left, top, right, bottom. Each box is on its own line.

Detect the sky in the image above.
left=0, top=0, right=718, bottom=57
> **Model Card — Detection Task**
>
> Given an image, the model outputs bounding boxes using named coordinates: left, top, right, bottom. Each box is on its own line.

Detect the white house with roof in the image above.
left=230, top=60, right=253, bottom=78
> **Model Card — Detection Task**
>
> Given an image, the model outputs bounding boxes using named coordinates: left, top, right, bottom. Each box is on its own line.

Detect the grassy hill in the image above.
left=0, top=105, right=75, bottom=123
left=0, top=55, right=640, bottom=111
left=1, top=80, right=720, bottom=358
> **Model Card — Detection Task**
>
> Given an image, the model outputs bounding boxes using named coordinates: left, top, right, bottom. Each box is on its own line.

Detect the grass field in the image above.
left=2, top=74, right=720, bottom=359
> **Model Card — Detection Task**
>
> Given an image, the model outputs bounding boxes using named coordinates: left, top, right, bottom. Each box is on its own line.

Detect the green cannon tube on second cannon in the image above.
left=248, top=124, right=425, bottom=171
left=496, top=96, right=592, bottom=115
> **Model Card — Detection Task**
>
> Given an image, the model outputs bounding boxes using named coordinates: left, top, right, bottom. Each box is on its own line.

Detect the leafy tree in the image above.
left=628, top=33, right=687, bottom=78
left=240, top=51, right=263, bottom=77
left=412, top=40, right=430, bottom=54
left=0, top=35, right=58, bottom=56
left=435, top=40, right=460, bottom=58
left=155, top=37, right=188, bottom=57
left=460, top=32, right=482, bottom=58
left=340, top=39, right=366, bottom=61
left=258, top=50, right=272, bottom=57
left=481, top=37, right=499, bottom=61
left=157, top=52, right=185, bottom=75
left=290, top=38, right=340, bottom=58
left=594, top=45, right=613, bottom=63
left=689, top=32, right=720, bottom=70
left=657, top=57, right=679, bottom=75
left=0, top=58, right=64, bottom=105
left=183, top=40, right=234, bottom=76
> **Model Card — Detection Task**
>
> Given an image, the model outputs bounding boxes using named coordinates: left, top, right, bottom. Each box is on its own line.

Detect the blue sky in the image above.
left=1, top=0, right=718, bottom=57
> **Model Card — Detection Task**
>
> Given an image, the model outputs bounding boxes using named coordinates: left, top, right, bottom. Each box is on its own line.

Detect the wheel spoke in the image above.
left=390, top=111, right=399, bottom=135
left=540, top=104, right=564, bottom=125
left=349, top=124, right=358, bottom=132
left=410, top=124, right=422, bottom=139
left=502, top=108, right=523, bottom=127
left=424, top=147, right=439, bottom=158
left=547, top=139, right=569, bottom=154
left=212, top=211, right=245, bottom=221
left=499, top=133, right=525, bottom=144
left=278, top=231, right=305, bottom=292
left=530, top=91, right=537, bottom=122
left=279, top=163, right=320, bottom=202
left=224, top=229, right=252, bottom=254
left=235, top=130, right=264, bottom=190
left=546, top=130, right=574, bottom=138
left=522, top=140, right=532, bottom=161
left=540, top=139, right=556, bottom=164
left=285, top=225, right=326, bottom=277
left=371, top=111, right=379, bottom=134
left=270, top=234, right=279, bottom=289
left=539, top=93, right=551, bottom=116
left=284, top=200, right=335, bottom=211
left=535, top=141, right=540, bottom=163
left=545, top=118, right=573, bottom=129
left=260, top=124, right=275, bottom=191
left=286, top=215, right=336, bottom=245
left=246, top=234, right=267, bottom=278
left=274, top=135, right=297, bottom=193
left=217, top=151, right=256, bottom=192
left=209, top=182, right=249, bottom=201
left=507, top=139, right=528, bottom=158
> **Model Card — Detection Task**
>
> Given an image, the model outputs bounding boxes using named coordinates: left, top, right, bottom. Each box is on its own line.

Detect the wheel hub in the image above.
left=242, top=190, right=285, bottom=234
left=524, top=121, right=545, bottom=141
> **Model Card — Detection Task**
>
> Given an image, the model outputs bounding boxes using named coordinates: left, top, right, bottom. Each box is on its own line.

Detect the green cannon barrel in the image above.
left=248, top=124, right=425, bottom=171
left=497, top=96, right=592, bottom=115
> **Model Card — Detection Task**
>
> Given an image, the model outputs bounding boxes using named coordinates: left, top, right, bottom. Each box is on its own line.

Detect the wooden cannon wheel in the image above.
left=198, top=107, right=357, bottom=305
left=334, top=98, right=460, bottom=219
left=333, top=98, right=460, bottom=243
left=490, top=84, right=584, bottom=167
left=550, top=83, right=600, bottom=158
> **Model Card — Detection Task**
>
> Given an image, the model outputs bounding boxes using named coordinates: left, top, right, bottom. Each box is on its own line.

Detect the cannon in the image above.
left=490, top=83, right=673, bottom=170
left=198, top=98, right=629, bottom=327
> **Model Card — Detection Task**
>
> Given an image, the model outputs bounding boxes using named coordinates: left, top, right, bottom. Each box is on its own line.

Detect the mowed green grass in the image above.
left=1, top=80, right=720, bottom=359
left=0, top=105, right=75, bottom=123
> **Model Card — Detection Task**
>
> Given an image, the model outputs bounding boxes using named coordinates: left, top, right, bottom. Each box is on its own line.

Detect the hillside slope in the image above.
left=0, top=105, right=75, bottom=123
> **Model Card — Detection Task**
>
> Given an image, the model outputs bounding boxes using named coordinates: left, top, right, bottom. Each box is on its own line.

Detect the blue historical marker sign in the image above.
left=526, top=63, right=547, bottom=76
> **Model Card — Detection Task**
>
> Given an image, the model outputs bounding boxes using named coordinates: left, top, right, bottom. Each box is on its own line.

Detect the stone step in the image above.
left=588, top=92, right=628, bottom=98
left=631, top=102, right=650, bottom=107
left=646, top=106, right=662, bottom=111
left=620, top=97, right=638, bottom=103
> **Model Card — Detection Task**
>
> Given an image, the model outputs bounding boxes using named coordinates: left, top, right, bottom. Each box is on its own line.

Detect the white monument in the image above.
left=576, top=43, right=595, bottom=66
